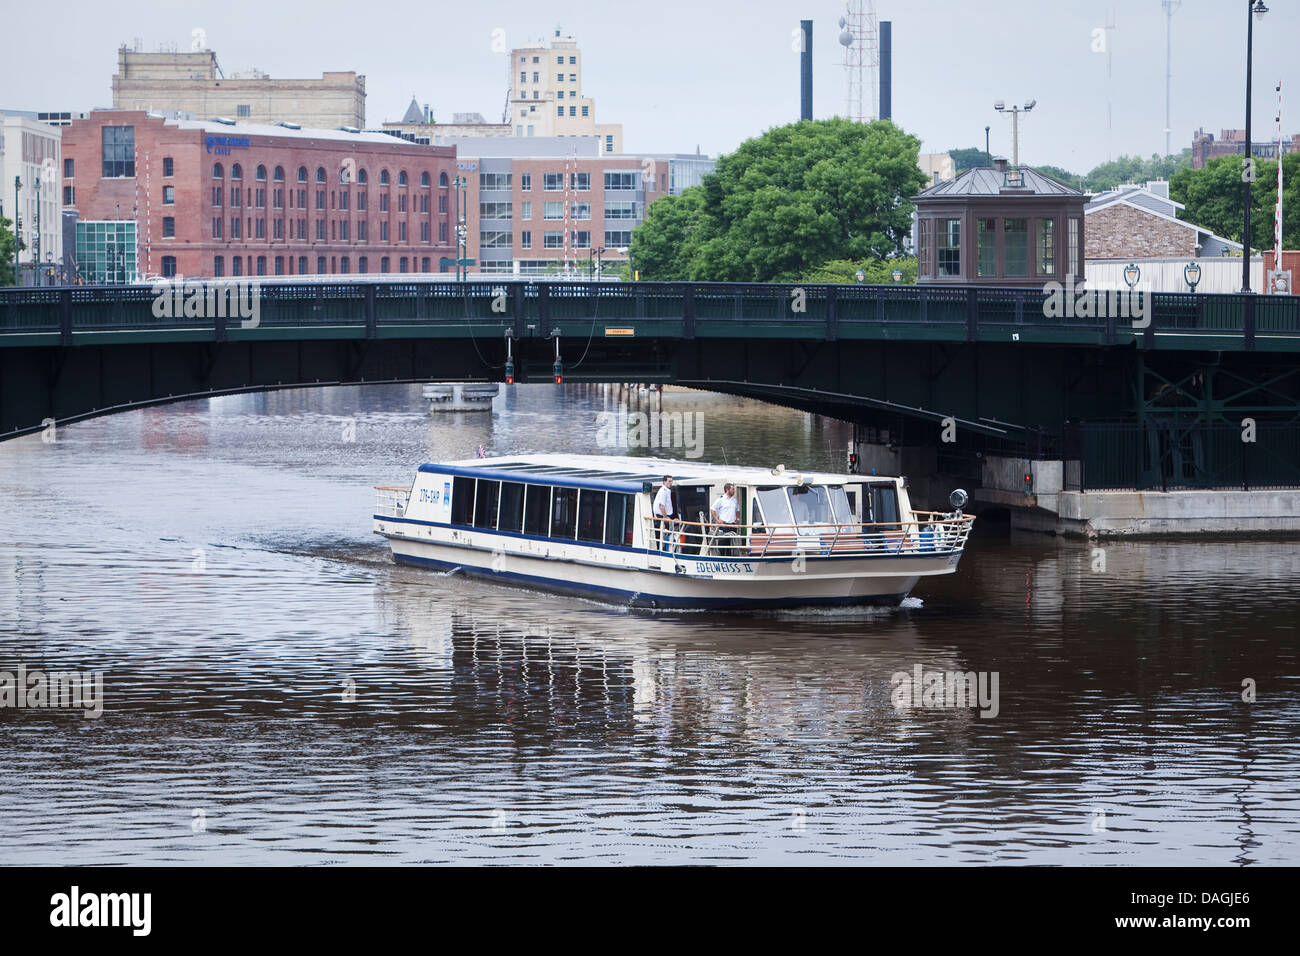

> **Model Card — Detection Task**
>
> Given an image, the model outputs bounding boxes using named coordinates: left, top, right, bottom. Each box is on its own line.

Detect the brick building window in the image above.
left=212, top=217, right=223, bottom=238
left=161, top=255, right=176, bottom=277
left=64, top=186, right=75, bottom=204
left=64, top=158, right=74, bottom=177
left=274, top=256, right=284, bottom=275
left=359, top=256, right=368, bottom=272
left=101, top=126, right=134, bottom=178
left=214, top=256, right=224, bottom=277
left=163, top=157, right=174, bottom=177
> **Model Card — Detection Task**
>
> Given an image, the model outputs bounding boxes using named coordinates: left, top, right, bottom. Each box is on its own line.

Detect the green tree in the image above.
left=1171, top=153, right=1300, bottom=252
left=1082, top=150, right=1192, bottom=193
left=629, top=189, right=704, bottom=281
left=1033, top=165, right=1082, bottom=189
left=633, top=119, right=928, bottom=283
left=0, top=213, right=17, bottom=286
left=797, top=256, right=916, bottom=284
left=947, top=147, right=989, bottom=173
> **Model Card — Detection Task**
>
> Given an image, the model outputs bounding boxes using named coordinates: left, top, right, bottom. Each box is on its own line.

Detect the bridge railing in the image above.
left=2, top=281, right=1298, bottom=342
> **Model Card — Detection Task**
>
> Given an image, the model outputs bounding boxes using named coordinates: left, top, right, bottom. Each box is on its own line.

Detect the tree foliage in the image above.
left=796, top=256, right=916, bottom=285
left=948, top=147, right=989, bottom=174
left=631, top=119, right=928, bottom=282
left=0, top=215, right=16, bottom=286
left=1170, top=153, right=1300, bottom=252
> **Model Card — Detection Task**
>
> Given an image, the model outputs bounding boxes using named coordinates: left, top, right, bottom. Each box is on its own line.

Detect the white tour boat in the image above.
left=373, top=455, right=974, bottom=611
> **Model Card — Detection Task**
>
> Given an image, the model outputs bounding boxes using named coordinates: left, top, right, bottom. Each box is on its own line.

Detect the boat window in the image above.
left=789, top=485, right=833, bottom=526
left=868, top=483, right=900, bottom=527
left=450, top=476, right=475, bottom=526
left=576, top=489, right=605, bottom=543
left=755, top=487, right=794, bottom=529
left=550, top=487, right=578, bottom=539
left=474, top=479, right=500, bottom=529
left=498, top=481, right=525, bottom=533
left=604, top=492, right=635, bottom=546
left=524, top=484, right=550, bottom=536
left=827, top=485, right=853, bottom=523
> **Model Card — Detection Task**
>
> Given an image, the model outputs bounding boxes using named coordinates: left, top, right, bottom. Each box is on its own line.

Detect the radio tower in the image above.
left=837, top=0, right=879, bottom=122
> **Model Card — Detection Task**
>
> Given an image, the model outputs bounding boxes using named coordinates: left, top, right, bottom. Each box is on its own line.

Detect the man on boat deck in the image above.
left=710, top=483, right=740, bottom=557
left=654, top=475, right=676, bottom=551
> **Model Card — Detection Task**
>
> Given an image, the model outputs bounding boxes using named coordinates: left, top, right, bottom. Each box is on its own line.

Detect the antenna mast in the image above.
left=837, top=0, right=878, bottom=122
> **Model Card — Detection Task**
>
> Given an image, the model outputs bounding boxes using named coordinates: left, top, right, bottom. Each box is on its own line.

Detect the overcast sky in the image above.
left=3, top=0, right=1297, bottom=173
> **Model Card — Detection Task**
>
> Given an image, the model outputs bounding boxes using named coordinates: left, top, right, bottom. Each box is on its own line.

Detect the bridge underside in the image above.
left=4, top=335, right=1296, bottom=446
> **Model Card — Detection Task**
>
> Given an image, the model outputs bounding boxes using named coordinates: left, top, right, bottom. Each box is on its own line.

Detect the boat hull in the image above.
left=383, top=533, right=956, bottom=610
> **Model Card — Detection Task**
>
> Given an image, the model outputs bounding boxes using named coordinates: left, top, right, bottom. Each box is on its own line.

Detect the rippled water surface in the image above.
left=1, top=384, right=1297, bottom=864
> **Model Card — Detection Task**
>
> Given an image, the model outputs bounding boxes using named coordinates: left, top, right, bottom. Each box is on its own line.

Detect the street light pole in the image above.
left=985, top=125, right=991, bottom=166
left=13, top=176, right=21, bottom=285
left=994, top=100, right=1036, bottom=167
left=33, top=175, right=41, bottom=288
left=1242, top=0, right=1268, bottom=293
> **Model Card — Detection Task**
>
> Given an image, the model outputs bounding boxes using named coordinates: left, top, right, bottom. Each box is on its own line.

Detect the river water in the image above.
left=1, top=384, right=1296, bottom=865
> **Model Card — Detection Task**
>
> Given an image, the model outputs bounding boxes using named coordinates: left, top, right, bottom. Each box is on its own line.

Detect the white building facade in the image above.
left=1, top=111, right=64, bottom=283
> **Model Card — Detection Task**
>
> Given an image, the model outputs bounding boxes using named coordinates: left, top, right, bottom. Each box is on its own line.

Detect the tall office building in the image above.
left=506, top=31, right=622, bottom=153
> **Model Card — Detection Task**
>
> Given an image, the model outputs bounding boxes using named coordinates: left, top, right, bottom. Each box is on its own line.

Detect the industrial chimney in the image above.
left=800, top=20, right=813, bottom=121
left=879, top=20, right=892, bottom=121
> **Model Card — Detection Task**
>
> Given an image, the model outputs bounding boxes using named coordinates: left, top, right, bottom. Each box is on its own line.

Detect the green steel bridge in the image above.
left=2, top=280, right=1299, bottom=489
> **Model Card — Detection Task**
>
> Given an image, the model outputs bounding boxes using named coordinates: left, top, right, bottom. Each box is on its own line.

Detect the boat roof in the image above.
left=419, top=454, right=898, bottom=493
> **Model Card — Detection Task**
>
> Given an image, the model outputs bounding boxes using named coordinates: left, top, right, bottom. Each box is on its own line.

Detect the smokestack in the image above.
left=880, top=21, right=892, bottom=121
left=800, top=20, right=813, bottom=121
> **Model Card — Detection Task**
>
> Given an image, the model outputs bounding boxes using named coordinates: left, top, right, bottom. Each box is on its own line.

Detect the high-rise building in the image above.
left=384, top=31, right=625, bottom=154
left=111, top=44, right=366, bottom=130
left=506, top=31, right=622, bottom=152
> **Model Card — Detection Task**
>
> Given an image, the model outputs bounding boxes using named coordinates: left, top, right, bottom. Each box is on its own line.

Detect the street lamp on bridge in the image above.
left=1241, top=0, right=1268, bottom=293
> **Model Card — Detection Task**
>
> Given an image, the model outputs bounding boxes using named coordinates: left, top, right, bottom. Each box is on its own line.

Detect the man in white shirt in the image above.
left=653, top=475, right=676, bottom=551
left=710, top=483, right=740, bottom=556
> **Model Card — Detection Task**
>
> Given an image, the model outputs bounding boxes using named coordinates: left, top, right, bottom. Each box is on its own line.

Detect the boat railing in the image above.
left=644, top=511, right=974, bottom=558
left=374, top=485, right=411, bottom=518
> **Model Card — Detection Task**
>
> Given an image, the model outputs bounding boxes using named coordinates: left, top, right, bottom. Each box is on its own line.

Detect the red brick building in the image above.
left=61, top=110, right=457, bottom=279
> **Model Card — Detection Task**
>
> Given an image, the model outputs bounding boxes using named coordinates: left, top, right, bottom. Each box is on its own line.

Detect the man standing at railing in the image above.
left=653, top=475, right=677, bottom=551
left=710, top=483, right=740, bottom=557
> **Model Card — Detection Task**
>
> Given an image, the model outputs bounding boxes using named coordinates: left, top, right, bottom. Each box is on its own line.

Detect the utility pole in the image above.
left=1162, top=0, right=1181, bottom=157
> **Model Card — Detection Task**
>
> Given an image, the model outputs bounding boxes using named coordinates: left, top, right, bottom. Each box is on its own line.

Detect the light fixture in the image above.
left=891, top=268, right=903, bottom=283
left=1025, top=99, right=1037, bottom=110
left=855, top=268, right=866, bottom=283
left=1184, top=260, right=1202, bottom=292
left=993, top=100, right=1005, bottom=111
left=1123, top=262, right=1141, bottom=290
left=1254, top=1, right=1268, bottom=22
